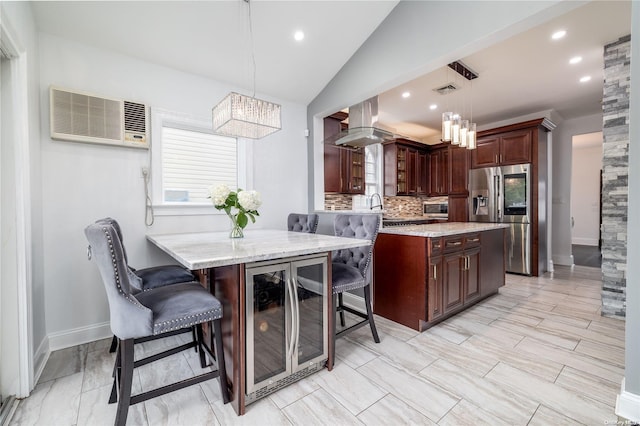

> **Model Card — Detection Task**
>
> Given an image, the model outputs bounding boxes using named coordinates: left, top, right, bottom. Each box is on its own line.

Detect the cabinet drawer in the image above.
left=429, top=238, right=443, bottom=256
left=443, top=236, right=464, bottom=253
left=464, top=233, right=481, bottom=248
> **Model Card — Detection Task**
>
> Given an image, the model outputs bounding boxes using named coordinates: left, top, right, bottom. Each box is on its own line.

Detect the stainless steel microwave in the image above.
left=423, top=200, right=448, bottom=218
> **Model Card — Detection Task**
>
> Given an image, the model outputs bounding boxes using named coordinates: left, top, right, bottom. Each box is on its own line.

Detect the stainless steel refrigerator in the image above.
left=468, top=164, right=532, bottom=275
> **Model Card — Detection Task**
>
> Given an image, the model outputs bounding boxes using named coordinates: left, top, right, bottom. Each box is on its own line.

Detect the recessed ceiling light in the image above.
left=569, top=56, right=582, bottom=65
left=402, top=91, right=411, bottom=99
left=294, top=30, right=304, bottom=41
left=552, top=30, right=566, bottom=40
left=429, top=104, right=438, bottom=110
left=580, top=75, right=591, bottom=83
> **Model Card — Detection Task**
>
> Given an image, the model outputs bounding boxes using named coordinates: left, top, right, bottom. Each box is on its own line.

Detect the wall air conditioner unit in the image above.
left=49, top=86, right=149, bottom=149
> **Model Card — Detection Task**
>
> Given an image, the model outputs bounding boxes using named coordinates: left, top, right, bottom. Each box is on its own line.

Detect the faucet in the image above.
left=370, top=193, right=383, bottom=211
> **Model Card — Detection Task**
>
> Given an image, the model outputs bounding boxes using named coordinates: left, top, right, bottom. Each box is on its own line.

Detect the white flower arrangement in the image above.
left=209, top=184, right=261, bottom=236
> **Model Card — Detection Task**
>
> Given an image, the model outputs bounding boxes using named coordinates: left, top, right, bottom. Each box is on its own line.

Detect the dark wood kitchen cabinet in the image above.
left=428, top=147, right=448, bottom=196
left=471, top=128, right=532, bottom=168
left=374, top=228, right=505, bottom=331
left=383, top=139, right=428, bottom=196
left=448, top=145, right=469, bottom=195
left=323, top=113, right=364, bottom=194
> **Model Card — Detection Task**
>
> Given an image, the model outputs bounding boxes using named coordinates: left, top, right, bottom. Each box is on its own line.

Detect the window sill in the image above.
left=153, top=204, right=221, bottom=216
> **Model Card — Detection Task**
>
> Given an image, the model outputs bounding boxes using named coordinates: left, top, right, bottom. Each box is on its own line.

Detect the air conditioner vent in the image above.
left=50, top=86, right=149, bottom=149
left=433, top=83, right=459, bottom=95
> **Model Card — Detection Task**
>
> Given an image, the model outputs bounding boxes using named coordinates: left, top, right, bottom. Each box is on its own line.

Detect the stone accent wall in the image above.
left=601, top=34, right=631, bottom=318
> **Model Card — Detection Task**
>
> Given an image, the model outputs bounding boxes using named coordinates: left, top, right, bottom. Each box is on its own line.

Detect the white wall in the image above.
left=38, top=34, right=308, bottom=348
left=571, top=139, right=602, bottom=246
left=551, top=113, right=602, bottom=265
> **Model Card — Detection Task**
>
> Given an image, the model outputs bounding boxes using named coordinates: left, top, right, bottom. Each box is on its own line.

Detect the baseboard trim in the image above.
left=47, top=322, right=112, bottom=352
left=553, top=254, right=574, bottom=266
left=616, top=379, right=640, bottom=423
left=32, top=336, right=50, bottom=388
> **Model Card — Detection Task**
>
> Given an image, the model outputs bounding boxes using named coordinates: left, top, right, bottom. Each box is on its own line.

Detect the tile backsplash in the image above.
left=324, top=193, right=441, bottom=217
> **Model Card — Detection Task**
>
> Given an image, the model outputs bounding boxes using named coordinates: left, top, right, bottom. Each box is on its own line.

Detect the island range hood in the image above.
left=325, top=96, right=395, bottom=148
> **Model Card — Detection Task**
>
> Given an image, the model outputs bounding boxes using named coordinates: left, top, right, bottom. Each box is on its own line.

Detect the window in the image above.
left=151, top=108, right=248, bottom=215
left=364, top=144, right=382, bottom=197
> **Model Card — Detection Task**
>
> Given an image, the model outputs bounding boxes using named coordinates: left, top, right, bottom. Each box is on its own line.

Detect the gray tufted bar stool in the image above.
left=85, top=222, right=229, bottom=426
left=287, top=213, right=319, bottom=233
left=331, top=214, right=381, bottom=364
left=94, top=218, right=196, bottom=353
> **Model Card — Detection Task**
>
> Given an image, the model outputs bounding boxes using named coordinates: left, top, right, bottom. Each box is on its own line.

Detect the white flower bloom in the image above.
left=210, top=184, right=231, bottom=206
left=238, top=190, right=262, bottom=211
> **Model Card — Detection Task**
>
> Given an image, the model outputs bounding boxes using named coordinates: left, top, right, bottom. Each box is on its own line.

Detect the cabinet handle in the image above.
left=467, top=238, right=479, bottom=243
left=447, top=241, right=462, bottom=247
left=433, top=264, right=437, bottom=281
left=433, top=244, right=441, bottom=249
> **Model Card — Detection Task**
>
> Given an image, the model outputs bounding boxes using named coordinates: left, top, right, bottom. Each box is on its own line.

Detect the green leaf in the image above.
left=247, top=213, right=256, bottom=223
left=237, top=212, right=248, bottom=228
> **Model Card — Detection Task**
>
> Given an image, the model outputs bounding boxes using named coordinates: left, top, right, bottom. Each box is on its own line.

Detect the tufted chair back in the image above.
left=332, top=214, right=380, bottom=278
left=85, top=222, right=154, bottom=339
left=287, top=213, right=319, bottom=233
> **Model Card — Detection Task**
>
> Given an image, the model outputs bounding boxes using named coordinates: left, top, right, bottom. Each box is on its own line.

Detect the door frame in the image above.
left=1, top=16, right=34, bottom=398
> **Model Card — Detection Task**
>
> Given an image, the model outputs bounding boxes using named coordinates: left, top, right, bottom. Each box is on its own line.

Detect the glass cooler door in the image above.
left=245, top=263, right=292, bottom=394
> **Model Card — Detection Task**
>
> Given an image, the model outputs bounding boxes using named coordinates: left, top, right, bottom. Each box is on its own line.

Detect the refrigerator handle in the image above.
left=494, top=174, right=502, bottom=221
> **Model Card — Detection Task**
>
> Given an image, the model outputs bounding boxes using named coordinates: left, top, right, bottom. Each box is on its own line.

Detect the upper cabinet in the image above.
left=384, top=139, right=429, bottom=196
left=323, top=113, right=365, bottom=194
left=471, top=128, right=532, bottom=168
left=428, top=147, right=448, bottom=196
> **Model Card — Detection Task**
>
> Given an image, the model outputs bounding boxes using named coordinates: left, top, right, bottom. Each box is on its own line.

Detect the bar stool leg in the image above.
left=115, top=339, right=134, bottom=426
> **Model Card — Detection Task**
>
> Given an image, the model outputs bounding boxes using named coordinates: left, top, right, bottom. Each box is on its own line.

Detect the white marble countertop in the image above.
left=146, top=229, right=371, bottom=269
left=379, top=222, right=509, bottom=237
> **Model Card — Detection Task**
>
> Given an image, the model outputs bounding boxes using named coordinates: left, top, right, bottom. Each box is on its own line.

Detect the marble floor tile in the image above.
left=490, top=319, right=579, bottom=350
left=461, top=335, right=563, bottom=382
left=85, top=337, right=113, bottom=353
left=356, top=393, right=436, bottom=426
left=515, top=335, right=623, bottom=380
left=212, top=395, right=292, bottom=425
left=10, top=372, right=83, bottom=426
left=345, top=331, right=438, bottom=373
left=37, top=345, right=87, bottom=384
left=408, top=333, right=498, bottom=377
left=510, top=305, right=592, bottom=329
left=309, top=362, right=387, bottom=415
left=527, top=404, right=585, bottom=426
left=485, top=362, right=617, bottom=425
left=81, top=348, right=116, bottom=393
left=437, top=399, right=514, bottom=426
left=335, top=336, right=380, bottom=369
left=281, top=388, right=362, bottom=426
left=574, top=339, right=625, bottom=367
left=144, top=385, right=219, bottom=426
left=419, top=359, right=538, bottom=425
left=357, top=357, right=459, bottom=422
left=555, top=366, right=620, bottom=407
left=425, top=322, right=471, bottom=344
left=76, top=383, right=148, bottom=426
left=587, top=319, right=626, bottom=339
left=537, top=318, right=625, bottom=348
left=442, top=315, right=525, bottom=348
left=268, top=376, right=320, bottom=409
left=137, top=352, right=196, bottom=392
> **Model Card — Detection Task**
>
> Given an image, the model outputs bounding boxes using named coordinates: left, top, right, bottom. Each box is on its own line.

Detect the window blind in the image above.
left=161, top=126, right=237, bottom=203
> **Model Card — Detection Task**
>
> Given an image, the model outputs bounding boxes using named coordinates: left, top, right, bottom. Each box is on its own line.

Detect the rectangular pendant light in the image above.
left=212, top=92, right=281, bottom=139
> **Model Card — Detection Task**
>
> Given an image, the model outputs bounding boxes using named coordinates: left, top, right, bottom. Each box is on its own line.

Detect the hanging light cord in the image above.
left=245, top=0, right=257, bottom=98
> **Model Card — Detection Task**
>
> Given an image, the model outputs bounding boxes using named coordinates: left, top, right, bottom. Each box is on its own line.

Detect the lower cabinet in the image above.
left=374, top=228, right=505, bottom=331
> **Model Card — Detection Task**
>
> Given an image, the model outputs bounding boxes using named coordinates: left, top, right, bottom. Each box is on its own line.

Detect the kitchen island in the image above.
left=373, top=222, right=508, bottom=331
left=146, top=229, right=371, bottom=415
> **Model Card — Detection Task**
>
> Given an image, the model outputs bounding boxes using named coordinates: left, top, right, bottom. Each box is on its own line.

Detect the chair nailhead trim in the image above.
left=154, top=307, right=223, bottom=334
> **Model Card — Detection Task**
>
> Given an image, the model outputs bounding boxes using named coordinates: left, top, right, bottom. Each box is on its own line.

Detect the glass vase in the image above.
left=228, top=214, right=244, bottom=238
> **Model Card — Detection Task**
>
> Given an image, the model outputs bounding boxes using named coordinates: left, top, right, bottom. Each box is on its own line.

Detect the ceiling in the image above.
left=30, top=1, right=398, bottom=105
left=377, top=0, right=631, bottom=143
left=30, top=1, right=631, bottom=143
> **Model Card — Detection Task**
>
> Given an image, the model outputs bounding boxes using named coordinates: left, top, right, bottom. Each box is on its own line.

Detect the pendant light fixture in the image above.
left=439, top=61, right=478, bottom=150
left=212, top=0, right=281, bottom=139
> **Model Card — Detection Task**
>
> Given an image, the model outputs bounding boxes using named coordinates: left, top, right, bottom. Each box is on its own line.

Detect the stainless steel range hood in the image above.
left=325, top=97, right=395, bottom=148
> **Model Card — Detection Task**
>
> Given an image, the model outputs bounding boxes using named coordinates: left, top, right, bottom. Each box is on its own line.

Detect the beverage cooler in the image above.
left=244, top=254, right=328, bottom=403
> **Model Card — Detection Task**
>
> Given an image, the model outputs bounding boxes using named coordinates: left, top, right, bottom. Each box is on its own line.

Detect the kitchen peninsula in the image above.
left=373, top=222, right=508, bottom=331
left=146, top=229, right=371, bottom=415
